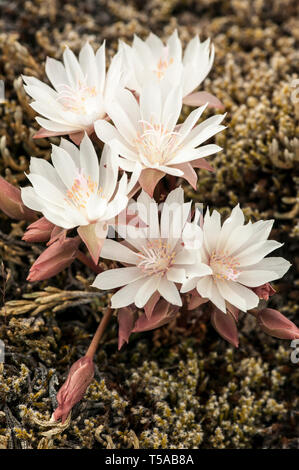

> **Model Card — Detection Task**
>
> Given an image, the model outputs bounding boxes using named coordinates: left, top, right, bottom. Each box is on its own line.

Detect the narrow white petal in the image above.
left=110, top=278, right=146, bottom=308
left=100, top=239, right=139, bottom=265
left=134, top=277, right=160, bottom=308
left=45, top=57, right=68, bottom=90
left=21, top=187, right=44, bottom=212
left=237, top=269, right=282, bottom=287
left=79, top=134, right=99, bottom=186
left=181, top=277, right=198, bottom=293
left=92, top=267, right=143, bottom=290
left=237, top=240, right=283, bottom=267
left=166, top=267, right=186, bottom=284
left=216, top=280, right=259, bottom=311
left=158, top=277, right=182, bottom=306
left=63, top=47, right=84, bottom=88
left=196, top=276, right=226, bottom=313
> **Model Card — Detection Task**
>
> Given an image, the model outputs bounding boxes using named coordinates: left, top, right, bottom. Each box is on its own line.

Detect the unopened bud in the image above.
left=22, top=216, right=55, bottom=242
left=53, top=356, right=95, bottom=423
left=27, top=237, right=80, bottom=281
left=257, top=308, right=299, bottom=340
left=0, top=176, right=36, bottom=221
left=252, top=283, right=275, bottom=301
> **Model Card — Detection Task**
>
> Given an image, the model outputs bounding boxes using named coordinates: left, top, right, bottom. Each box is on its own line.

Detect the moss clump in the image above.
left=0, top=0, right=298, bottom=449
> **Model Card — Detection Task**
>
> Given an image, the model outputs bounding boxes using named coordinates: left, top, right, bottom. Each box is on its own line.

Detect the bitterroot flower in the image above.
left=95, top=81, right=225, bottom=196
left=92, top=188, right=210, bottom=309
left=21, top=134, right=129, bottom=263
left=23, top=42, right=125, bottom=144
left=181, top=204, right=291, bottom=313
left=120, top=30, right=221, bottom=107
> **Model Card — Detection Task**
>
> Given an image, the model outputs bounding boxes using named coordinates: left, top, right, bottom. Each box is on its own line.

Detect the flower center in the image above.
left=137, top=239, right=176, bottom=277
left=56, top=80, right=98, bottom=114
left=65, top=170, right=102, bottom=210
left=154, top=47, right=174, bottom=79
left=210, top=250, right=240, bottom=281
left=134, top=119, right=179, bottom=166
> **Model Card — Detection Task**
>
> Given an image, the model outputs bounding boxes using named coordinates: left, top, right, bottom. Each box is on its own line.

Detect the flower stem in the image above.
left=76, top=250, right=102, bottom=274
left=85, top=307, right=113, bottom=359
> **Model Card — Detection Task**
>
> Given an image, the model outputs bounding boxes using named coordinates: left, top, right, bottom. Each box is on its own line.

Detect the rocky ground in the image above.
left=0, top=0, right=298, bottom=449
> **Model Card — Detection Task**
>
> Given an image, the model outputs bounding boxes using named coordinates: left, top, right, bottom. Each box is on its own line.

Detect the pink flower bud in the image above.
left=27, top=237, right=80, bottom=281
left=257, top=308, right=299, bottom=340
left=252, top=283, right=276, bottom=300
left=210, top=308, right=239, bottom=348
left=22, top=217, right=55, bottom=242
left=0, top=176, right=37, bottom=222
left=53, top=356, right=95, bottom=423
left=187, top=289, right=208, bottom=310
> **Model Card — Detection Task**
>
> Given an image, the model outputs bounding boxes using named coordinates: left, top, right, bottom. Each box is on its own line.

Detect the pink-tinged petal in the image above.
left=27, top=237, right=80, bottom=282
left=117, top=306, right=137, bottom=350
left=0, top=176, right=37, bottom=222
left=77, top=223, right=107, bottom=265
left=210, top=308, right=239, bottom=347
left=226, top=303, right=240, bottom=322
left=174, top=163, right=197, bottom=190
left=139, top=168, right=165, bottom=197
left=187, top=289, right=209, bottom=310
left=252, top=283, right=276, bottom=301
left=144, top=291, right=161, bottom=318
left=47, top=226, right=67, bottom=246
left=257, top=308, right=299, bottom=340
left=133, top=299, right=179, bottom=333
left=33, top=127, right=71, bottom=139
left=191, top=158, right=215, bottom=172
left=70, top=131, right=85, bottom=145
left=53, top=355, right=94, bottom=424
left=22, top=216, right=55, bottom=242
left=183, top=91, right=224, bottom=110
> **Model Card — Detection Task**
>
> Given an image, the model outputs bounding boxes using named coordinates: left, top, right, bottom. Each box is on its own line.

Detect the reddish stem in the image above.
left=76, top=250, right=103, bottom=274
left=86, top=307, right=113, bottom=358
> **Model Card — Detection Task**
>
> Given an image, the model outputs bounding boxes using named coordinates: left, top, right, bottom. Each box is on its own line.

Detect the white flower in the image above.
left=95, top=80, right=225, bottom=196
left=21, top=134, right=129, bottom=263
left=119, top=30, right=214, bottom=99
left=23, top=42, right=124, bottom=143
left=92, top=188, right=210, bottom=309
left=181, top=205, right=291, bottom=313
